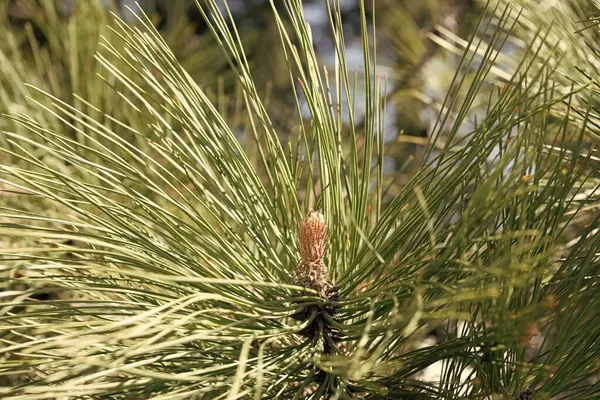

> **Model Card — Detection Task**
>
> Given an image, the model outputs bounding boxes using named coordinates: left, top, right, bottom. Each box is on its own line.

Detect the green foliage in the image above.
left=1, top=0, right=600, bottom=399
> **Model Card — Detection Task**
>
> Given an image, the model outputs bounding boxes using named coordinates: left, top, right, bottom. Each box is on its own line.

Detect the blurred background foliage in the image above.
left=3, top=0, right=599, bottom=149
left=5, top=0, right=591, bottom=182
left=0, top=0, right=489, bottom=181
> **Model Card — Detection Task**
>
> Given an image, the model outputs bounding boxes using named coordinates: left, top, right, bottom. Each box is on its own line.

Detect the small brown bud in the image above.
left=295, top=210, right=332, bottom=295
left=299, top=210, right=328, bottom=263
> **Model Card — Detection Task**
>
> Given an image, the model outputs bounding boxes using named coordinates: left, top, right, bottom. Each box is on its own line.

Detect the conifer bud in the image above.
left=295, top=210, right=332, bottom=296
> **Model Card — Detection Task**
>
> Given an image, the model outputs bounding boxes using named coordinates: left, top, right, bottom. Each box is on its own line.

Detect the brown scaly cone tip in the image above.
left=294, top=210, right=333, bottom=296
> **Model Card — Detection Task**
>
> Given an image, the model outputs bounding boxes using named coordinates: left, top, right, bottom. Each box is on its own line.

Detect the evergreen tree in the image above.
left=1, top=1, right=600, bottom=398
